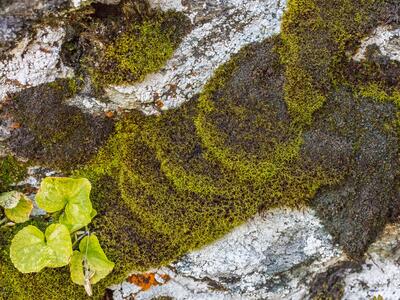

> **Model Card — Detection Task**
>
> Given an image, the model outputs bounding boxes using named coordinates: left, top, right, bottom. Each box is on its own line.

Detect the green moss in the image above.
left=72, top=38, right=338, bottom=299
left=91, top=20, right=175, bottom=86
left=61, top=1, right=190, bottom=90
left=0, top=156, right=27, bottom=193
left=279, top=0, right=383, bottom=125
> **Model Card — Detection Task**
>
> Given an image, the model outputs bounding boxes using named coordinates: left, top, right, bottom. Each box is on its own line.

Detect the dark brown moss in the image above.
left=309, top=86, right=399, bottom=258
left=3, top=79, right=114, bottom=171
left=309, top=261, right=361, bottom=300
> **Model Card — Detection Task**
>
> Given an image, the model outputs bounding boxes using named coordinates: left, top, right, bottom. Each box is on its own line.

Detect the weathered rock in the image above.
left=111, top=209, right=342, bottom=300
left=0, top=26, right=73, bottom=101
left=343, top=223, right=400, bottom=299
left=354, top=25, right=400, bottom=62
left=0, top=0, right=69, bottom=51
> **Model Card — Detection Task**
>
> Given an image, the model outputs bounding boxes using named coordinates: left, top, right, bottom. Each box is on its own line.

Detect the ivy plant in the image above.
left=10, top=224, right=72, bottom=273
left=0, top=191, right=33, bottom=224
left=35, top=177, right=96, bottom=232
left=6, top=177, right=113, bottom=296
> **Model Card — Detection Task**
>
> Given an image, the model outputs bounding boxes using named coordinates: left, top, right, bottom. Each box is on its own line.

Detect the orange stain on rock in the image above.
left=128, top=272, right=170, bottom=291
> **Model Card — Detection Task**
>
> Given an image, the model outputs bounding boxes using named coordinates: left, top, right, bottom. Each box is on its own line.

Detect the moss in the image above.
left=70, top=38, right=337, bottom=299
left=90, top=18, right=176, bottom=86
left=61, top=0, right=190, bottom=91
left=0, top=156, right=27, bottom=193
left=4, top=78, right=115, bottom=171
left=280, top=0, right=400, bottom=258
left=279, top=0, right=383, bottom=125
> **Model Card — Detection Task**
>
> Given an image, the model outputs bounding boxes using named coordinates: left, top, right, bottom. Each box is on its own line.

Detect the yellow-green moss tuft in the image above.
left=0, top=156, right=27, bottom=193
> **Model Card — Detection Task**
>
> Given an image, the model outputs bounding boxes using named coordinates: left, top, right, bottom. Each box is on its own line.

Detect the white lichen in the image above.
left=0, top=26, right=73, bottom=101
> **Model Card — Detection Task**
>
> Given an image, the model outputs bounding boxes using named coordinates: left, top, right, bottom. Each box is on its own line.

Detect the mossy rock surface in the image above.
left=2, top=0, right=400, bottom=299
left=61, top=0, right=190, bottom=91
left=3, top=79, right=114, bottom=170
left=307, top=87, right=399, bottom=257
left=67, top=36, right=336, bottom=299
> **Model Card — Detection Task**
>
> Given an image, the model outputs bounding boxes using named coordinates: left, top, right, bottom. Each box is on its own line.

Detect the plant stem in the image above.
left=0, top=217, right=8, bottom=226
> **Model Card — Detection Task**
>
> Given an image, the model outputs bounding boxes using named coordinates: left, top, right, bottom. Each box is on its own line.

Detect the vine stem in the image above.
left=72, top=231, right=88, bottom=248
left=83, top=226, right=93, bottom=297
left=0, top=217, right=8, bottom=226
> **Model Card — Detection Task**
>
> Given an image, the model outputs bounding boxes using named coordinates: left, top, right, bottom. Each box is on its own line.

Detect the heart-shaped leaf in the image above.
left=35, top=177, right=94, bottom=232
left=70, top=235, right=114, bottom=287
left=5, top=194, right=33, bottom=223
left=0, top=191, right=22, bottom=209
left=10, top=224, right=72, bottom=273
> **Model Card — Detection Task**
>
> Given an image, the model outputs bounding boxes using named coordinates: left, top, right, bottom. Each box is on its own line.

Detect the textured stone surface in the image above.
left=0, top=26, right=73, bottom=101
left=112, top=209, right=342, bottom=300
left=354, top=25, right=400, bottom=62
left=0, top=0, right=68, bottom=50
left=343, top=223, right=400, bottom=299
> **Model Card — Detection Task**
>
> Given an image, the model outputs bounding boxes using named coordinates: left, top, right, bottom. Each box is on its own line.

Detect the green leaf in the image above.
left=35, top=177, right=94, bottom=232
left=5, top=194, right=33, bottom=223
left=70, top=235, right=114, bottom=286
left=10, top=224, right=72, bottom=273
left=0, top=191, right=22, bottom=209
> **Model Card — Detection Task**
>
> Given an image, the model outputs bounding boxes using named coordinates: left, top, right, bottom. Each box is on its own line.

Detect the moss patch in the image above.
left=3, top=78, right=114, bottom=171
left=63, top=37, right=337, bottom=298
left=279, top=0, right=384, bottom=125
left=61, top=0, right=190, bottom=91
left=309, top=87, right=398, bottom=257
left=0, top=155, right=27, bottom=193
left=280, top=0, right=400, bottom=257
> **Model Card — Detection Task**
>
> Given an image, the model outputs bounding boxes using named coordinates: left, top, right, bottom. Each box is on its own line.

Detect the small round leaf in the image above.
left=35, top=177, right=94, bottom=232
left=5, top=194, right=33, bottom=223
left=10, top=224, right=73, bottom=273
left=70, top=235, right=114, bottom=285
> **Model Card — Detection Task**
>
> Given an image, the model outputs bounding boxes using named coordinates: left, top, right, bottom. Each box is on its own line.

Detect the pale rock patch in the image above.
left=112, top=208, right=342, bottom=300
left=354, top=25, right=400, bottom=62
left=0, top=26, right=73, bottom=101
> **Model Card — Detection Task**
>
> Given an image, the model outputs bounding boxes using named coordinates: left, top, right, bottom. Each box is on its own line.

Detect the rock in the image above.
left=0, top=0, right=69, bottom=51
left=0, top=26, right=73, bottom=101
left=354, top=25, right=400, bottom=62
left=343, top=223, right=400, bottom=299
left=112, top=209, right=342, bottom=299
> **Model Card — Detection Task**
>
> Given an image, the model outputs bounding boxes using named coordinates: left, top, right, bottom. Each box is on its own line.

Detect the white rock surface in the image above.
left=102, top=0, right=286, bottom=114
left=113, top=209, right=343, bottom=300
left=354, top=25, right=400, bottom=62
left=0, top=26, right=73, bottom=101
left=343, top=223, right=400, bottom=300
